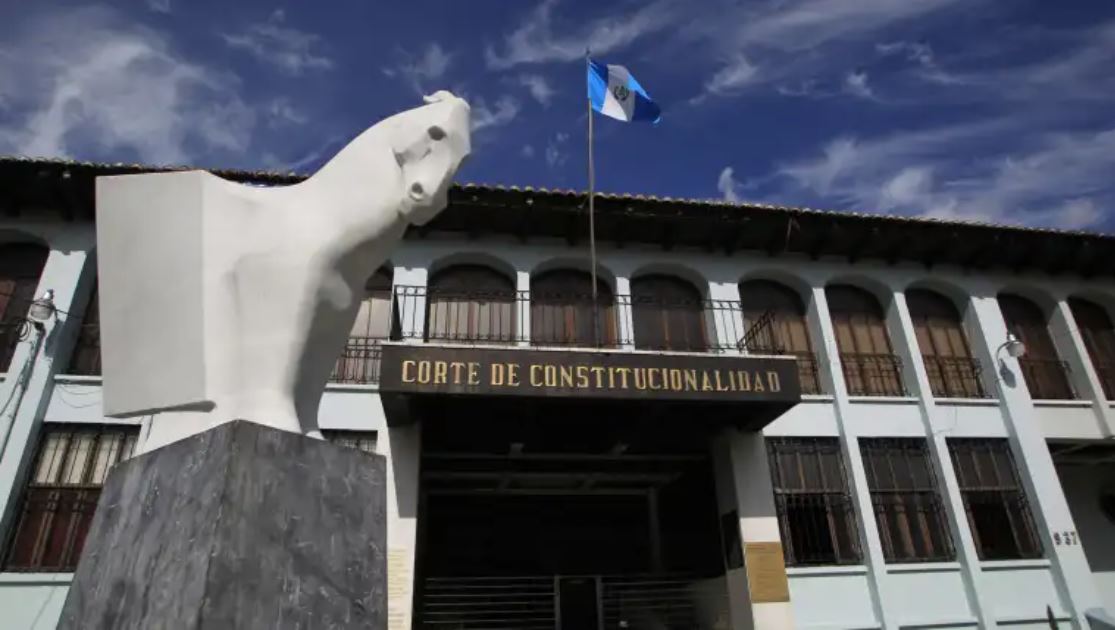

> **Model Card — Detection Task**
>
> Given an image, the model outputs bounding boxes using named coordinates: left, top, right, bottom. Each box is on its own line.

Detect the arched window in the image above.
left=1069, top=297, right=1115, bottom=399
left=332, top=267, right=396, bottom=383
left=0, top=243, right=49, bottom=371
left=907, top=289, right=985, bottom=398
left=530, top=269, right=616, bottom=347
left=999, top=294, right=1074, bottom=400
left=630, top=274, right=707, bottom=352
left=67, top=283, right=101, bottom=376
left=426, top=265, right=516, bottom=344
left=827, top=285, right=904, bottom=396
left=739, top=280, right=820, bottom=394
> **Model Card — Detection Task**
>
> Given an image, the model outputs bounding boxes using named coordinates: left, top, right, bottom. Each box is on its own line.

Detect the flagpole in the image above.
left=586, top=53, right=599, bottom=346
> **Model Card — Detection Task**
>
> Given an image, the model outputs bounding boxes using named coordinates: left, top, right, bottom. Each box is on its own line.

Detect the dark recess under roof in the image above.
left=1, top=155, right=1113, bottom=279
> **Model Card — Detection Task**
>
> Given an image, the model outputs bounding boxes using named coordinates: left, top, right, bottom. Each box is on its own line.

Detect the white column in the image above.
left=889, top=291, right=995, bottom=628
left=712, top=429, right=795, bottom=630
left=708, top=281, right=745, bottom=355
left=810, top=286, right=894, bottom=629
left=515, top=270, right=531, bottom=348
left=393, top=265, right=427, bottom=343
left=1048, top=300, right=1115, bottom=437
left=0, top=242, right=93, bottom=535
left=968, top=294, right=1104, bottom=626
left=384, top=422, right=422, bottom=630
left=615, top=276, right=636, bottom=351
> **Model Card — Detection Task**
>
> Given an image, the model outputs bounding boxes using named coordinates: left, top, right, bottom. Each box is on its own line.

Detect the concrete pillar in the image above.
left=968, top=294, right=1104, bottom=627
left=384, top=422, right=422, bottom=630
left=0, top=242, right=93, bottom=539
left=888, top=291, right=995, bottom=628
left=810, top=286, right=894, bottom=629
left=515, top=270, right=531, bottom=348
left=615, top=276, right=636, bottom=351
left=708, top=281, right=745, bottom=355
left=711, top=429, right=795, bottom=630
left=1049, top=300, right=1115, bottom=437
left=393, top=265, right=428, bottom=342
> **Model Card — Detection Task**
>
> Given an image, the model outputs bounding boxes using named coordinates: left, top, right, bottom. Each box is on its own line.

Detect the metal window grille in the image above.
left=922, top=355, right=987, bottom=399
left=840, top=353, right=907, bottom=396
left=66, top=285, right=101, bottom=376
left=946, top=438, right=1043, bottom=560
left=860, top=438, right=955, bottom=563
left=2, top=425, right=138, bottom=572
left=323, top=430, right=378, bottom=455
left=1017, top=358, right=1076, bottom=400
left=766, top=437, right=861, bottom=567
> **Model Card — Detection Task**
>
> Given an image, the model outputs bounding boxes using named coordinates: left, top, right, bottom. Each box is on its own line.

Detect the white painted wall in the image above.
left=1, top=226, right=1114, bottom=629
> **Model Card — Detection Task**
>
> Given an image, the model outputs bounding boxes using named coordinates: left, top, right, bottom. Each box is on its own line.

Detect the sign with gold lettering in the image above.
left=378, top=343, right=801, bottom=403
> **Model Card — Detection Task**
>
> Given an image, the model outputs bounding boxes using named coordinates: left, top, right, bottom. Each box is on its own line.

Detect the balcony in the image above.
left=1017, top=358, right=1075, bottom=400
left=922, top=355, right=988, bottom=399
left=840, top=353, right=906, bottom=397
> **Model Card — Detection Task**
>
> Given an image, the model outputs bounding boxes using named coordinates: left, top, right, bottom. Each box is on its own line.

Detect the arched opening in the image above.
left=530, top=269, right=616, bottom=347
left=67, top=283, right=101, bottom=376
left=739, top=279, right=820, bottom=394
left=630, top=275, right=707, bottom=352
left=332, top=267, right=397, bottom=383
left=826, top=285, right=904, bottom=396
left=907, top=289, right=986, bottom=398
left=1069, top=297, right=1115, bottom=399
left=0, top=242, right=49, bottom=371
left=999, top=294, right=1074, bottom=400
left=426, top=265, right=517, bottom=344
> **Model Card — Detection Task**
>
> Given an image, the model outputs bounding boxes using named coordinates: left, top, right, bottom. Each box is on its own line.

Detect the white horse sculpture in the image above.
left=96, top=92, right=471, bottom=451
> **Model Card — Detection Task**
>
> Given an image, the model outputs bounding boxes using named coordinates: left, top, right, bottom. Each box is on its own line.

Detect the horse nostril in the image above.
left=411, top=182, right=425, bottom=197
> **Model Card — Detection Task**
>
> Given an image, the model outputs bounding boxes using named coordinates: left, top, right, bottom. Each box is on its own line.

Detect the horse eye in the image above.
left=427, top=126, right=446, bottom=141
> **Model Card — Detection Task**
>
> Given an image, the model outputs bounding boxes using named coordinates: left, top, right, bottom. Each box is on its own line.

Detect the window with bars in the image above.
left=66, top=284, right=101, bottom=376
left=860, top=438, right=954, bottom=563
left=1068, top=297, right=1115, bottom=400
left=0, top=243, right=49, bottom=372
left=827, top=285, right=905, bottom=396
left=3, top=425, right=138, bottom=572
left=946, top=439, right=1042, bottom=560
left=999, top=294, right=1075, bottom=400
left=323, top=430, right=378, bottom=454
left=426, top=265, right=517, bottom=344
left=630, top=274, right=708, bottom=352
left=739, top=280, right=822, bottom=394
left=907, top=289, right=986, bottom=398
left=766, top=437, right=861, bottom=566
left=530, top=269, right=617, bottom=348
left=331, top=268, right=397, bottom=384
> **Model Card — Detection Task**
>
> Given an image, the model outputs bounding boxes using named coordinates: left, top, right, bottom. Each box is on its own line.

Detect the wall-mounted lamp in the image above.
left=999, top=333, right=1026, bottom=359
left=27, top=289, right=56, bottom=325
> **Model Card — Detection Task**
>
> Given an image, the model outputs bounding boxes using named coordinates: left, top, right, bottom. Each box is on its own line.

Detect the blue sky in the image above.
left=0, top=0, right=1113, bottom=231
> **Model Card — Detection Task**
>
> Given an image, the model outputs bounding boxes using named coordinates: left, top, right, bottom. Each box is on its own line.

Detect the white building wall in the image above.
left=0, top=228, right=1112, bottom=628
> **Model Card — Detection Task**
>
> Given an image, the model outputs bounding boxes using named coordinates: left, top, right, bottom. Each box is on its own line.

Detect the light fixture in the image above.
left=1000, top=333, right=1026, bottom=359
left=27, top=289, right=56, bottom=324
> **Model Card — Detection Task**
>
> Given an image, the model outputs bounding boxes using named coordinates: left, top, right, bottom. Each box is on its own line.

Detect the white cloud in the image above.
left=266, top=98, right=307, bottom=127
left=843, top=70, right=874, bottom=99
left=775, top=122, right=1115, bottom=229
left=471, top=96, right=521, bottom=132
left=701, top=55, right=759, bottom=99
left=486, top=0, right=674, bottom=69
left=518, top=74, right=555, bottom=106
left=717, top=167, right=741, bottom=202
left=546, top=132, right=569, bottom=167
left=145, top=0, right=171, bottom=13
left=0, top=6, right=254, bottom=164
left=385, top=43, right=453, bottom=95
left=222, top=9, right=332, bottom=75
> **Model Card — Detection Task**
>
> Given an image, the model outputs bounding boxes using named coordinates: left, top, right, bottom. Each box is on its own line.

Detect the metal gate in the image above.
left=418, top=574, right=705, bottom=630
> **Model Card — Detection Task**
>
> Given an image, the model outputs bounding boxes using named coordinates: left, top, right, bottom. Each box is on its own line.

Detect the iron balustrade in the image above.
left=840, top=353, right=906, bottom=396
left=1017, top=357, right=1075, bottom=400
left=330, top=337, right=386, bottom=384
left=922, top=355, right=988, bottom=399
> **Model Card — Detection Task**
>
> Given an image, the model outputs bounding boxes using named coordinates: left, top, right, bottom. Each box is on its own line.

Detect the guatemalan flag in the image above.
left=587, top=58, right=661, bottom=124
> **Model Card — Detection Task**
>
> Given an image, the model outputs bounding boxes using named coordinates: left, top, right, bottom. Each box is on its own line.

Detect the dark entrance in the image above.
left=413, top=397, right=729, bottom=630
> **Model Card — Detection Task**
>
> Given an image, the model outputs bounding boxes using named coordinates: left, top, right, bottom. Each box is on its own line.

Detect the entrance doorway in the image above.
left=413, top=398, right=730, bottom=630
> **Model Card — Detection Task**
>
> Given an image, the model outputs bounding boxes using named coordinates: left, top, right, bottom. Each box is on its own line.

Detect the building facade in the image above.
left=0, top=158, right=1113, bottom=629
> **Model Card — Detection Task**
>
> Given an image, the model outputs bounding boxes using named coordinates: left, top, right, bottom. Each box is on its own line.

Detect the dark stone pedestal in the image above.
left=58, top=420, right=386, bottom=629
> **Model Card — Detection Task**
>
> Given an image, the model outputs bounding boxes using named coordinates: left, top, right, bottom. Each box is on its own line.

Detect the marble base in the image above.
left=57, top=420, right=387, bottom=629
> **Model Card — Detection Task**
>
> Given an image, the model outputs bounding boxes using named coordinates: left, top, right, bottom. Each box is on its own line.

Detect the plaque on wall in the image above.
left=744, top=542, right=790, bottom=604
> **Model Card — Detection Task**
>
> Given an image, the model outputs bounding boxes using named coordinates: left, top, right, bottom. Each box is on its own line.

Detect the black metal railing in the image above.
left=922, top=355, right=987, bottom=399
left=330, top=337, right=385, bottom=384
left=1018, top=358, right=1075, bottom=400
left=840, top=353, right=906, bottom=396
